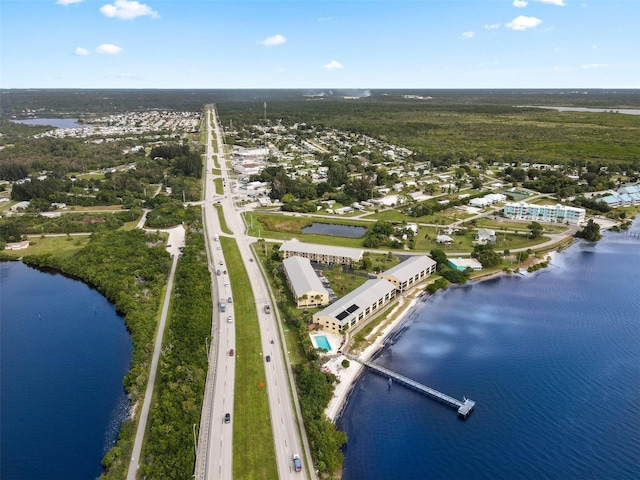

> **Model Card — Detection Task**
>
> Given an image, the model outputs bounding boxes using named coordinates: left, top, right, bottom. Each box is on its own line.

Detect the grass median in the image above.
left=221, top=236, right=278, bottom=479
left=215, top=204, right=233, bottom=235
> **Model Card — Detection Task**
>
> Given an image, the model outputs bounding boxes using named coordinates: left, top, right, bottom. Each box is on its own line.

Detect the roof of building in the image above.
left=448, top=257, right=483, bottom=269
left=620, top=185, right=640, bottom=194
left=380, top=255, right=436, bottom=282
left=279, top=240, right=363, bottom=261
left=283, top=256, right=328, bottom=299
left=477, top=228, right=496, bottom=237
left=436, top=234, right=454, bottom=243
left=314, top=279, right=396, bottom=326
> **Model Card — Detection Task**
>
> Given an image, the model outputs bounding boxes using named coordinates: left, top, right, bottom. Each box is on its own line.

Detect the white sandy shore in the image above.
left=323, top=292, right=423, bottom=422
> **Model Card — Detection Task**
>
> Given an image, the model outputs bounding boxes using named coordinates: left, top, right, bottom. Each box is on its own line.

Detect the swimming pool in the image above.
left=314, top=335, right=332, bottom=351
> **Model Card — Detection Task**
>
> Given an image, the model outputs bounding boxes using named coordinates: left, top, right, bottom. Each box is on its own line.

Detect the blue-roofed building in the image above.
left=620, top=185, right=640, bottom=195
left=598, top=184, right=640, bottom=208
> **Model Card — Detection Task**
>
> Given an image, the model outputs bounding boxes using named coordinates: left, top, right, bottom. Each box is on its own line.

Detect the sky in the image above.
left=1, top=0, right=639, bottom=89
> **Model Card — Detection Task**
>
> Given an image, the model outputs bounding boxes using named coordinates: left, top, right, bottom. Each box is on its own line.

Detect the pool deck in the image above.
left=309, top=332, right=342, bottom=354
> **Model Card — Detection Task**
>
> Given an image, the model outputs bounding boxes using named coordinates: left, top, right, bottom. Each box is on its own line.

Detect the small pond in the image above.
left=302, top=223, right=368, bottom=238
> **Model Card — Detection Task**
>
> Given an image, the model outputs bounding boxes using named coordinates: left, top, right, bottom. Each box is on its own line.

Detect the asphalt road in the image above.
left=195, top=106, right=310, bottom=479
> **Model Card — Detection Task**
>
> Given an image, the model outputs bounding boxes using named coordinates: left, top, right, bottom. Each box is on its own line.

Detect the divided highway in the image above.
left=195, top=106, right=310, bottom=479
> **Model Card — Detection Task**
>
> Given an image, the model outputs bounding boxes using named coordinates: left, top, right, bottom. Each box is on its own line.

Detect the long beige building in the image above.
left=282, top=256, right=330, bottom=308
left=279, top=240, right=363, bottom=266
left=377, top=255, right=436, bottom=292
left=313, top=279, right=397, bottom=332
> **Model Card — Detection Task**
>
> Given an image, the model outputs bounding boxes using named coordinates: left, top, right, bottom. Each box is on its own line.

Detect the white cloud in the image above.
left=96, top=43, right=122, bottom=54
left=513, top=0, right=528, bottom=7
left=74, top=47, right=89, bottom=56
left=462, top=31, right=475, bottom=39
left=323, top=60, right=343, bottom=71
left=582, top=63, right=608, bottom=69
left=259, top=34, right=287, bottom=47
left=100, top=0, right=159, bottom=20
left=485, top=23, right=501, bottom=29
left=536, top=0, right=566, bottom=5
left=57, top=0, right=83, bottom=5
left=506, top=16, right=542, bottom=30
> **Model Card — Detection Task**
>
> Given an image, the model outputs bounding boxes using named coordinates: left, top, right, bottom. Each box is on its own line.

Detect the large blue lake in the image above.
left=0, top=262, right=132, bottom=479
left=339, top=225, right=640, bottom=479
left=12, top=118, right=83, bottom=129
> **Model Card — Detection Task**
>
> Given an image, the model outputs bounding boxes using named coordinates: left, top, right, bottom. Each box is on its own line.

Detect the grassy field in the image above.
left=323, top=267, right=369, bottom=297
left=221, top=236, right=278, bottom=480
left=214, top=178, right=223, bottom=195
left=64, top=205, right=125, bottom=212
left=362, top=209, right=458, bottom=225
left=245, top=212, right=372, bottom=248
left=3, top=234, right=91, bottom=259
left=0, top=200, right=16, bottom=212
left=215, top=204, right=233, bottom=235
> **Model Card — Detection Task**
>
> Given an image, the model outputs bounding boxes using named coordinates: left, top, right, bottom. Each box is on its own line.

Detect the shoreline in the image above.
left=323, top=252, right=557, bottom=423
left=323, top=291, right=425, bottom=422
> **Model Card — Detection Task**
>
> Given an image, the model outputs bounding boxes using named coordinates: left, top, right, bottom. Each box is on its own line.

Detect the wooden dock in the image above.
left=346, top=354, right=475, bottom=418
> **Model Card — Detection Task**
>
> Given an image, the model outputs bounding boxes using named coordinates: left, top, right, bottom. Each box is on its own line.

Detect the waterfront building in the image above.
left=503, top=202, right=586, bottom=225
left=4, top=240, right=30, bottom=250
left=599, top=184, right=640, bottom=208
left=279, top=240, right=363, bottom=266
left=447, top=257, right=483, bottom=271
left=313, top=279, right=397, bottom=332
left=282, top=256, right=329, bottom=308
left=377, top=255, right=436, bottom=292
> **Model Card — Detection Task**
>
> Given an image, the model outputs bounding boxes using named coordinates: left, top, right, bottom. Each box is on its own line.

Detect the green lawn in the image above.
left=362, top=209, right=456, bottom=225
left=221, top=237, right=278, bottom=480
left=323, top=268, right=368, bottom=297
left=5, top=235, right=91, bottom=259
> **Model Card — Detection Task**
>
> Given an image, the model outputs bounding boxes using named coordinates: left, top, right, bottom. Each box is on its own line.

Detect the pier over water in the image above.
left=345, top=354, right=475, bottom=418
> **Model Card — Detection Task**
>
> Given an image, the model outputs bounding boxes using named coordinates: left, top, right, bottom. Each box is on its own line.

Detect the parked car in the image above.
left=229, top=349, right=234, bottom=356
left=227, top=296, right=232, bottom=303
left=227, top=315, right=233, bottom=323
left=265, top=355, right=271, bottom=362
left=224, top=413, right=230, bottom=424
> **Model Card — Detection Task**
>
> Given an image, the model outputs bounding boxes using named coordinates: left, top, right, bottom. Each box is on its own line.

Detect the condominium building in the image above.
left=313, top=279, right=397, bottom=332
left=377, top=255, right=436, bottom=292
left=282, top=256, right=329, bottom=308
left=503, top=202, right=585, bottom=225
left=279, top=240, right=363, bottom=266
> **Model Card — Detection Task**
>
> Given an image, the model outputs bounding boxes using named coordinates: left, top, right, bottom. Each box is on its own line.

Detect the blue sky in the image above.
left=1, top=0, right=639, bottom=89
